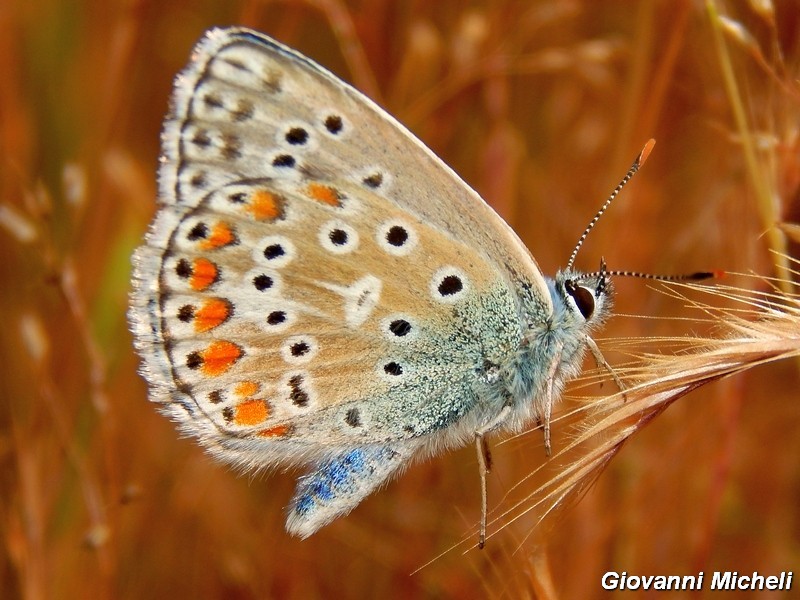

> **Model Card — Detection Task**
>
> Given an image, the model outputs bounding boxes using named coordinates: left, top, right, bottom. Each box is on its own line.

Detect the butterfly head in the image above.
left=550, top=143, right=657, bottom=334
left=552, top=258, right=613, bottom=332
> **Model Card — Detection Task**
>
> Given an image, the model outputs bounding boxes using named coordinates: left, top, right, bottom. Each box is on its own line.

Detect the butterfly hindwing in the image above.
left=158, top=28, right=551, bottom=299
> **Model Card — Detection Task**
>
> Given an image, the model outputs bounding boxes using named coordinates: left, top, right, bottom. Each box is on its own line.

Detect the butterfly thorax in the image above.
left=487, top=270, right=613, bottom=435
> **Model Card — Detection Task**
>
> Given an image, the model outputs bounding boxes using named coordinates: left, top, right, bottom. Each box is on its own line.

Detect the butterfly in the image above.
left=129, top=26, right=666, bottom=545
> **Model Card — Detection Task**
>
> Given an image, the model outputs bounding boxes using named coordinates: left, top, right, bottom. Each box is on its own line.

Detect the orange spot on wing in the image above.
left=200, top=222, right=236, bottom=249
left=234, top=380, right=260, bottom=398
left=306, top=183, right=340, bottom=207
left=248, top=190, right=284, bottom=220
left=201, top=340, right=242, bottom=376
left=194, top=298, right=232, bottom=332
left=257, top=424, right=292, bottom=438
left=190, top=258, right=218, bottom=291
left=234, top=399, right=269, bottom=426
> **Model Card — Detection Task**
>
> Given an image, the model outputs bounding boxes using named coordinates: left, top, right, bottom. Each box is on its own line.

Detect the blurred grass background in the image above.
left=1, top=0, right=799, bottom=598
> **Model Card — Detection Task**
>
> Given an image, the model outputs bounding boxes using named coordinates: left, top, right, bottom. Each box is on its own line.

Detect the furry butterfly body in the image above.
left=129, top=27, right=610, bottom=538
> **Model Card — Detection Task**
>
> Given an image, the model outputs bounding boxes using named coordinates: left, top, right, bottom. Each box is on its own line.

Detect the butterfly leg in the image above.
left=585, top=334, right=626, bottom=397
left=474, top=404, right=513, bottom=548
left=286, top=444, right=411, bottom=538
left=542, top=342, right=565, bottom=457
left=543, top=379, right=553, bottom=456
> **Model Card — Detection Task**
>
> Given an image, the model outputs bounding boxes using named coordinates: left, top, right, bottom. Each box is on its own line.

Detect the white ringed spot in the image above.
left=281, top=371, right=317, bottom=412
left=356, top=166, right=392, bottom=191
left=316, top=109, right=350, bottom=139
left=276, top=120, right=318, bottom=153
left=247, top=268, right=283, bottom=295
left=430, top=266, right=469, bottom=303
left=318, top=220, right=359, bottom=254
left=280, top=335, right=319, bottom=365
left=380, top=314, right=417, bottom=342
left=262, top=307, right=296, bottom=332
left=255, top=235, right=295, bottom=268
left=376, top=218, right=418, bottom=256
left=377, top=359, right=411, bottom=382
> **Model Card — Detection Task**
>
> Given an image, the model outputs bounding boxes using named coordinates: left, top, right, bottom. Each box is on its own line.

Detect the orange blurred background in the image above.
left=1, top=1, right=798, bottom=598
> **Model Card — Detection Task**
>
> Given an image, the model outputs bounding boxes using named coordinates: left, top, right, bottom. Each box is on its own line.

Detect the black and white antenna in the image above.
left=565, top=139, right=655, bottom=273
left=565, top=139, right=721, bottom=283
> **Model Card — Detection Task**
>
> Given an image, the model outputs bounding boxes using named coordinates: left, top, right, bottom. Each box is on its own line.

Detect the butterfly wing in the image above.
left=163, top=28, right=551, bottom=297
left=130, top=28, right=552, bottom=472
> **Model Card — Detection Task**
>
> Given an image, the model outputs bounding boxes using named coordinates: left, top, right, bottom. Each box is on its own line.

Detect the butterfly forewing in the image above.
left=162, top=29, right=549, bottom=291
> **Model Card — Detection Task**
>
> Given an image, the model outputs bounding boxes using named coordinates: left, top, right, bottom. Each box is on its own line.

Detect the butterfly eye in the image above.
left=565, top=280, right=596, bottom=320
